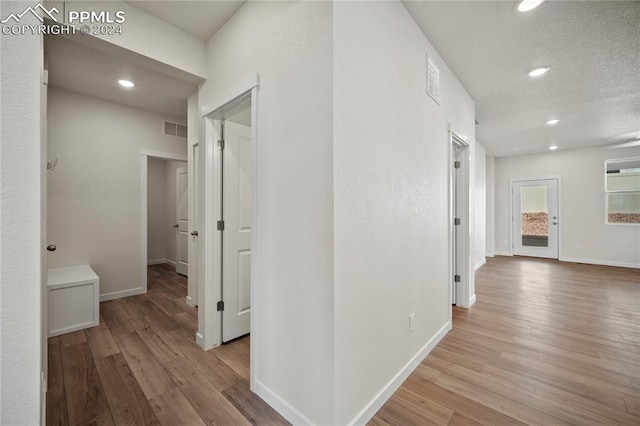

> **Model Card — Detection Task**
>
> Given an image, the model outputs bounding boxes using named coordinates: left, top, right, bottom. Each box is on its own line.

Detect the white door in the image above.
left=512, top=179, right=559, bottom=258
left=176, top=167, right=189, bottom=276
left=222, top=120, right=252, bottom=342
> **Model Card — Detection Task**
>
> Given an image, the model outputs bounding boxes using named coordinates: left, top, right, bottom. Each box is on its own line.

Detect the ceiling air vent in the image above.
left=163, top=120, right=187, bottom=139
left=426, top=54, right=441, bottom=105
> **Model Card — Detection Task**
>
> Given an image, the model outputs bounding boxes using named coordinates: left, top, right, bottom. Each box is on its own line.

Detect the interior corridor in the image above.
left=46, top=264, right=287, bottom=425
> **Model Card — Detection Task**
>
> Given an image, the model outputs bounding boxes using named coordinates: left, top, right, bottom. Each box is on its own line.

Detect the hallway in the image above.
left=46, top=264, right=287, bottom=425
left=372, top=256, right=640, bottom=425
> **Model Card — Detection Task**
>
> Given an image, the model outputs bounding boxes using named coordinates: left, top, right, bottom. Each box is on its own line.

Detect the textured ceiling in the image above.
left=404, top=0, right=640, bottom=156
left=126, top=0, right=245, bottom=41
left=45, top=36, right=197, bottom=120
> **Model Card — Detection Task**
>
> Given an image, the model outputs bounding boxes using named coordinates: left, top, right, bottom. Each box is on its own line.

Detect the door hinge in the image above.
left=217, top=301, right=224, bottom=311
left=217, top=220, right=225, bottom=231
left=454, top=275, right=461, bottom=283
left=218, top=139, right=225, bottom=150
left=454, top=161, right=461, bottom=169
left=454, top=218, right=461, bottom=226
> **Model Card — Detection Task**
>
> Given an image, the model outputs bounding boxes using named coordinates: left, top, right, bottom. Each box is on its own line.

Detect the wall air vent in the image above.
left=426, top=54, right=441, bottom=105
left=163, top=120, right=187, bottom=139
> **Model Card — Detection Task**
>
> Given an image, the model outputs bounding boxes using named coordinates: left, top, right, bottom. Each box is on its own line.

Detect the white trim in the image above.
left=140, top=150, right=188, bottom=298
left=494, top=251, right=513, bottom=257
left=100, top=287, right=145, bottom=302
left=469, top=294, right=477, bottom=307
left=348, top=321, right=452, bottom=425
left=201, top=73, right=260, bottom=117
left=186, top=296, right=195, bottom=307
left=147, top=258, right=177, bottom=267
left=140, top=149, right=188, bottom=162
left=474, top=258, right=486, bottom=271
left=559, top=257, right=640, bottom=269
left=195, top=332, right=205, bottom=348
left=254, top=380, right=314, bottom=426
left=201, top=78, right=260, bottom=401
left=486, top=252, right=495, bottom=258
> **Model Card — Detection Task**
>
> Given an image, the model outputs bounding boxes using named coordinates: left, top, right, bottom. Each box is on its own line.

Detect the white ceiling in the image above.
left=126, top=1, right=245, bottom=41
left=404, top=1, right=640, bottom=156
left=45, top=35, right=197, bottom=120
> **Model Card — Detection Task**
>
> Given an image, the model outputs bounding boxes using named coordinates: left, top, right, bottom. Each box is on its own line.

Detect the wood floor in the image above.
left=46, top=263, right=287, bottom=426
left=371, top=256, right=640, bottom=425
left=48, top=258, right=640, bottom=425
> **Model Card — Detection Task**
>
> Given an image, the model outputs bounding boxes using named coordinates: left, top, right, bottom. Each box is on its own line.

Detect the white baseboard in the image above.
left=474, top=258, right=486, bottom=271
left=255, top=380, right=314, bottom=426
left=147, top=258, right=177, bottom=267
left=486, top=252, right=495, bottom=258
left=559, top=256, right=640, bottom=269
left=348, top=321, right=452, bottom=425
left=494, top=251, right=512, bottom=257
left=469, top=294, right=477, bottom=307
left=100, top=287, right=145, bottom=302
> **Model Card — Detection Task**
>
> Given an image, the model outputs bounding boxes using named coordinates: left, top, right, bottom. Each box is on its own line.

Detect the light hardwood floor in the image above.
left=48, top=257, right=640, bottom=425
left=371, top=256, right=640, bottom=425
left=46, top=264, right=287, bottom=426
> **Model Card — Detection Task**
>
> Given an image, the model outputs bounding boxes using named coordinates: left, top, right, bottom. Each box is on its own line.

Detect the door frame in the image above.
left=140, top=149, right=188, bottom=295
left=509, top=176, right=562, bottom=258
left=199, top=74, right=259, bottom=393
left=449, top=130, right=470, bottom=309
left=186, top=138, right=201, bottom=307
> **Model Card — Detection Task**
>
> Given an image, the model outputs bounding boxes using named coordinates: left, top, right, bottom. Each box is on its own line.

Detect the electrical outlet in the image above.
left=575, top=243, right=582, bottom=250
left=409, top=313, right=415, bottom=333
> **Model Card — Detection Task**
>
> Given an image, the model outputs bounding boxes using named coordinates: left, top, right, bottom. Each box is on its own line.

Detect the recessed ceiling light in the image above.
left=118, top=79, right=135, bottom=88
left=548, top=145, right=558, bottom=150
left=546, top=119, right=560, bottom=125
left=517, top=0, right=546, bottom=12
left=528, top=66, right=550, bottom=77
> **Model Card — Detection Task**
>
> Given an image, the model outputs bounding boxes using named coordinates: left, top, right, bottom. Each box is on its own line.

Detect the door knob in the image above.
left=47, top=244, right=57, bottom=252
left=173, top=224, right=179, bottom=228
left=552, top=222, right=557, bottom=225
left=191, top=231, right=199, bottom=236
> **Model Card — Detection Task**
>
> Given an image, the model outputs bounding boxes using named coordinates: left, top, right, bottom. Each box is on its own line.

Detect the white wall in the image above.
left=0, top=3, right=43, bottom=423
left=486, top=155, right=495, bottom=256
left=474, top=142, right=487, bottom=269
left=495, top=145, right=640, bottom=267
left=199, top=2, right=334, bottom=423
left=47, top=88, right=188, bottom=298
left=333, top=2, right=476, bottom=423
left=147, top=158, right=168, bottom=261
left=46, top=0, right=207, bottom=82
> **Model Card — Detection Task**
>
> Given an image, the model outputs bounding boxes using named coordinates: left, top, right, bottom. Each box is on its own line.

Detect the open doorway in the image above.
left=199, top=74, right=259, bottom=391
left=450, top=132, right=470, bottom=307
left=145, top=157, right=188, bottom=272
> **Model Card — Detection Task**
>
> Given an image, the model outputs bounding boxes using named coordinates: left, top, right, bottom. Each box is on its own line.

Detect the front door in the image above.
left=176, top=167, right=189, bottom=275
left=512, top=179, right=559, bottom=259
left=222, top=120, right=252, bottom=342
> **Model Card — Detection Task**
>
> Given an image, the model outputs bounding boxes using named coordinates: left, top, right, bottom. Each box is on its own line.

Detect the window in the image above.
left=605, top=157, right=640, bottom=224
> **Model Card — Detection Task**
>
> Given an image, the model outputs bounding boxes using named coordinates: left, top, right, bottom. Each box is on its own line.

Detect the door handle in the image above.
left=552, top=222, right=557, bottom=225
left=191, top=231, right=199, bottom=236
left=173, top=224, right=179, bottom=228
left=47, top=244, right=57, bottom=252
